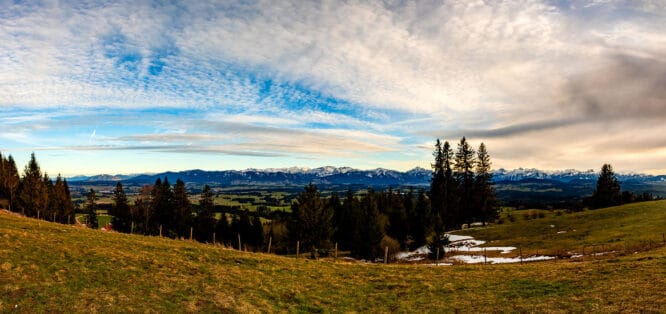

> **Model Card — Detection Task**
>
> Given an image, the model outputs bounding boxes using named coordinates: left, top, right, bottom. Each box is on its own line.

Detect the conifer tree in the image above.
left=215, top=213, right=231, bottom=245
left=591, top=164, right=622, bottom=209
left=412, top=189, right=432, bottom=247
left=5, top=155, right=20, bottom=213
left=43, top=173, right=57, bottom=221
left=474, top=143, right=497, bottom=225
left=251, top=215, right=265, bottom=250
left=386, top=189, right=409, bottom=248
left=351, top=188, right=385, bottom=260
left=111, top=182, right=132, bottom=233
left=287, top=184, right=334, bottom=256
left=52, top=175, right=73, bottom=224
left=194, top=184, right=216, bottom=242
left=172, top=179, right=192, bottom=238
left=430, top=139, right=445, bottom=235
left=18, top=153, right=47, bottom=217
left=454, top=137, right=476, bottom=224
left=85, top=188, right=98, bottom=229
left=334, top=190, right=359, bottom=250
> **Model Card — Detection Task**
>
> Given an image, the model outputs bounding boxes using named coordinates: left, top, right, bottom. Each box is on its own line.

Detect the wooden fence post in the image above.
left=53, top=213, right=56, bottom=222
left=190, top=227, right=193, bottom=241
left=484, top=248, right=487, bottom=265
left=334, top=242, right=338, bottom=259
left=213, top=232, right=216, bottom=245
left=296, top=241, right=300, bottom=259
left=159, top=225, right=163, bottom=237
left=436, top=247, right=440, bottom=263
left=37, top=210, right=40, bottom=220
left=384, top=246, right=389, bottom=264
left=68, top=215, right=71, bottom=225
left=131, top=221, right=134, bottom=234
left=267, top=236, right=272, bottom=254
left=519, top=246, right=523, bottom=264
left=238, top=234, right=242, bottom=251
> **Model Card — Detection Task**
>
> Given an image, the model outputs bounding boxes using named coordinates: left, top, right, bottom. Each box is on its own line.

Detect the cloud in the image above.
left=563, top=53, right=666, bottom=121
left=2, top=1, right=666, bottom=173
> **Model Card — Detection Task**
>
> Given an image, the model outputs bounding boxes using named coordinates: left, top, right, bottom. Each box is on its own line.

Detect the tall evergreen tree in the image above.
left=474, top=143, right=497, bottom=225
left=194, top=184, right=216, bottom=242
left=251, top=215, right=265, bottom=250
left=454, top=137, right=476, bottom=224
left=430, top=139, right=445, bottom=235
left=18, top=153, right=48, bottom=217
left=215, top=213, right=231, bottom=245
left=43, top=173, right=57, bottom=220
left=412, top=189, right=432, bottom=247
left=1, top=155, right=20, bottom=212
left=386, top=189, right=409, bottom=248
left=53, top=175, right=74, bottom=224
left=172, top=179, right=192, bottom=238
left=111, top=182, right=132, bottom=233
left=85, top=188, right=98, bottom=229
left=287, top=184, right=335, bottom=256
left=152, top=177, right=176, bottom=237
left=334, top=189, right=359, bottom=250
left=351, top=188, right=385, bottom=260
left=591, top=164, right=622, bottom=209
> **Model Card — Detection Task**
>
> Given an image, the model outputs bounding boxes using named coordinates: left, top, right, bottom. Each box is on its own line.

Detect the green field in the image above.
left=456, top=201, right=666, bottom=257
left=1, top=202, right=666, bottom=312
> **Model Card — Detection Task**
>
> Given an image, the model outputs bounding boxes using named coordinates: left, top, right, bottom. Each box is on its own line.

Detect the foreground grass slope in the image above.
left=1, top=206, right=666, bottom=312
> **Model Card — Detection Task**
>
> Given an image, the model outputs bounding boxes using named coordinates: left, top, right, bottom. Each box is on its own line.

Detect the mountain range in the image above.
left=67, top=166, right=666, bottom=186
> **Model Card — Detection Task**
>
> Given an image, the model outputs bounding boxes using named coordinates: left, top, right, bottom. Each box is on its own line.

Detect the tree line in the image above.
left=0, top=152, right=75, bottom=224
left=2, top=138, right=499, bottom=260
left=284, top=137, right=498, bottom=259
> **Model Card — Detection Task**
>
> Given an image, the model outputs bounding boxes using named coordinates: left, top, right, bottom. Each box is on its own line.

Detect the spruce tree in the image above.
left=412, top=189, right=432, bottom=247
left=352, top=188, right=385, bottom=260
left=474, top=143, right=497, bottom=225
left=454, top=137, right=476, bottom=224
left=61, top=179, right=74, bottom=224
left=251, top=215, right=265, bottom=250
left=86, top=188, right=98, bottom=229
left=591, top=164, right=622, bottom=209
left=5, top=155, right=20, bottom=213
left=334, top=189, right=358, bottom=250
left=194, top=184, right=216, bottom=242
left=287, top=184, right=334, bottom=257
left=43, top=173, right=57, bottom=221
left=111, top=182, right=132, bottom=233
left=18, top=153, right=48, bottom=217
left=430, top=139, right=445, bottom=235
left=172, top=179, right=192, bottom=238
left=215, top=213, right=231, bottom=245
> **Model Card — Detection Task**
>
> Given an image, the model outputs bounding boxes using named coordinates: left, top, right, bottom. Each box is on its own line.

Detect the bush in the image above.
left=380, top=235, right=402, bottom=262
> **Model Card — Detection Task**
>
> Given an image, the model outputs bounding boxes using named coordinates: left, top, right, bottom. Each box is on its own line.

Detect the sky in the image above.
left=1, top=0, right=666, bottom=176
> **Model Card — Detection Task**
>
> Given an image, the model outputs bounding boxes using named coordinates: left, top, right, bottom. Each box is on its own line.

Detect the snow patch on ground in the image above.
left=396, top=232, right=557, bottom=264
left=451, top=254, right=555, bottom=264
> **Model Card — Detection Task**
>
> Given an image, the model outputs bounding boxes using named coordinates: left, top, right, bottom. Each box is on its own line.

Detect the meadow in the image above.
left=2, top=202, right=666, bottom=312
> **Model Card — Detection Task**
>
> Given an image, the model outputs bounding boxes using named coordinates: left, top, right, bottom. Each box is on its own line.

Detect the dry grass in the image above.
left=1, top=209, right=666, bottom=312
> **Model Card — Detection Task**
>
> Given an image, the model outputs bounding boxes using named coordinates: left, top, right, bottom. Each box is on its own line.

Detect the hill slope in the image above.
left=1, top=208, right=666, bottom=312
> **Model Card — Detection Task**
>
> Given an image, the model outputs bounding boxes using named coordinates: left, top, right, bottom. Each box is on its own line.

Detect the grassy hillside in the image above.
left=456, top=201, right=666, bottom=256
left=1, top=204, right=666, bottom=312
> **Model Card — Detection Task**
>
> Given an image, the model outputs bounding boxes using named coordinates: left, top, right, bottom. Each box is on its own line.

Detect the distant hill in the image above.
left=67, top=166, right=666, bottom=204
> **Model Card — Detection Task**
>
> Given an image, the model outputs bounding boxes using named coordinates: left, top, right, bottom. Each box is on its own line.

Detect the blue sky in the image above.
left=1, top=0, right=666, bottom=176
